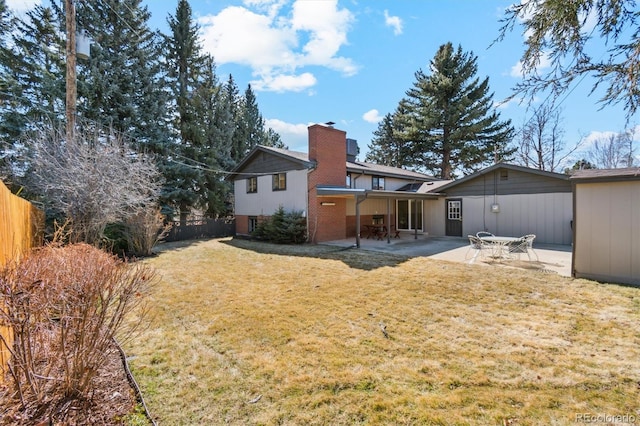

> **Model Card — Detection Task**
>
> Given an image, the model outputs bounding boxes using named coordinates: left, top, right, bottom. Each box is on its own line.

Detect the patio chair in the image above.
left=465, top=235, right=487, bottom=264
left=507, top=235, right=538, bottom=261
left=476, top=231, right=494, bottom=238
left=522, top=234, right=539, bottom=261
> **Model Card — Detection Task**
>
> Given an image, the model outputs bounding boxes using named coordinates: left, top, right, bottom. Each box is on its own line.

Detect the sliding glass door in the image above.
left=396, top=200, right=423, bottom=231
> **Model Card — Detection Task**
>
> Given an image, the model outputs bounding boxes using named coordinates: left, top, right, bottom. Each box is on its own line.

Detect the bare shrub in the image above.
left=0, top=244, right=155, bottom=424
left=124, top=206, right=171, bottom=257
left=25, top=123, right=162, bottom=246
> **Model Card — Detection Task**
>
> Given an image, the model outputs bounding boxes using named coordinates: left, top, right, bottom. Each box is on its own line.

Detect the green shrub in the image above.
left=252, top=206, right=306, bottom=244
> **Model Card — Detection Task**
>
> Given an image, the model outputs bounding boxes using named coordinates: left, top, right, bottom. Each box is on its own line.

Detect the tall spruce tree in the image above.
left=401, top=42, right=514, bottom=179
left=75, top=0, right=170, bottom=153
left=366, top=101, right=413, bottom=168
left=163, top=0, right=207, bottom=223
left=241, top=84, right=265, bottom=153
left=0, top=0, right=19, bottom=176
left=263, top=128, right=286, bottom=149
left=194, top=55, right=234, bottom=217
left=0, top=4, right=66, bottom=182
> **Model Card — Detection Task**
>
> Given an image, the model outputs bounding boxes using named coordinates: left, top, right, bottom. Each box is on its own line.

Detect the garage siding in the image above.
left=574, top=181, right=640, bottom=285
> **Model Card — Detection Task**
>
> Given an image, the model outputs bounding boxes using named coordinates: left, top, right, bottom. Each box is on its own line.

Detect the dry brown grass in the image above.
left=126, top=237, right=640, bottom=425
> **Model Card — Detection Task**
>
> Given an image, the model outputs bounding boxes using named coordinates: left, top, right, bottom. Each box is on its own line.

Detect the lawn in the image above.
left=125, top=237, right=640, bottom=425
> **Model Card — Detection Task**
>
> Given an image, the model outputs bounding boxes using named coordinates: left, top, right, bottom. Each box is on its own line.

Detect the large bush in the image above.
left=252, top=206, right=306, bottom=244
left=0, top=244, right=155, bottom=424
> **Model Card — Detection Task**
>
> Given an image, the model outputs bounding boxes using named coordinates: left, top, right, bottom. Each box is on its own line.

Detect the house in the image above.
left=231, top=123, right=442, bottom=245
left=423, top=163, right=574, bottom=245
left=570, top=168, right=640, bottom=285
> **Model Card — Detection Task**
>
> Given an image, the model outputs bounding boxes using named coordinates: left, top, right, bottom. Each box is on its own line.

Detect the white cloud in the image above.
left=362, top=109, right=383, bottom=123
left=250, top=72, right=317, bottom=92
left=510, top=52, right=551, bottom=77
left=580, top=130, right=619, bottom=149
left=265, top=118, right=310, bottom=151
left=384, top=10, right=402, bottom=35
left=198, top=0, right=357, bottom=93
left=7, top=0, right=39, bottom=13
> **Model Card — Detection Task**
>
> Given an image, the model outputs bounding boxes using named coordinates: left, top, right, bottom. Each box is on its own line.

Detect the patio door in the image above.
left=445, top=198, right=463, bottom=236
left=397, top=199, right=423, bottom=231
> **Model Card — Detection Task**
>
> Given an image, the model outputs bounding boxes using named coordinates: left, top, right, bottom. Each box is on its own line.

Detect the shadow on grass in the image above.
left=221, top=237, right=412, bottom=271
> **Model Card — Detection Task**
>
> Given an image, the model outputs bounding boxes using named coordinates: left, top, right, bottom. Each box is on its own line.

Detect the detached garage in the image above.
left=428, top=163, right=573, bottom=245
left=571, top=168, right=640, bottom=286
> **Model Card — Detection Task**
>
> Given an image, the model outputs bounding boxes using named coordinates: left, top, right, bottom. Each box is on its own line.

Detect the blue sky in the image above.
left=12, top=0, right=638, bottom=168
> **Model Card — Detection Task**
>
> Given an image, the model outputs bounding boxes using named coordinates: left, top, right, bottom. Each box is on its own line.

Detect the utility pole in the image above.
left=65, top=0, right=76, bottom=142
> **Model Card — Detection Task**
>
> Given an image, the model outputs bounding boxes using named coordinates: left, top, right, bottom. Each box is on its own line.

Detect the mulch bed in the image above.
left=0, top=342, right=142, bottom=425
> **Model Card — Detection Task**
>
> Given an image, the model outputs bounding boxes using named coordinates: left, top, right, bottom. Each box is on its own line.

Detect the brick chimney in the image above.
left=307, top=123, right=347, bottom=243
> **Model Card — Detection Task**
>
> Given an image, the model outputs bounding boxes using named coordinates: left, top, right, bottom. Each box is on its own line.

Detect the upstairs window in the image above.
left=500, top=170, right=509, bottom=180
left=372, top=175, right=385, bottom=190
left=247, top=176, right=258, bottom=193
left=272, top=173, right=287, bottom=191
left=346, top=173, right=352, bottom=188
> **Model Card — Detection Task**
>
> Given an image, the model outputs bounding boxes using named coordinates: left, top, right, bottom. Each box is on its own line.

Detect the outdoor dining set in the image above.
left=466, top=232, right=538, bottom=264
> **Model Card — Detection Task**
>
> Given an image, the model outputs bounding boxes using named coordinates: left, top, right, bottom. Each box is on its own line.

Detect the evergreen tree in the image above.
left=162, top=0, right=207, bottom=223
left=75, top=0, right=170, bottom=153
left=366, top=104, right=413, bottom=168
left=0, top=0, right=19, bottom=176
left=196, top=55, right=233, bottom=217
left=262, top=128, right=286, bottom=149
left=401, top=42, right=514, bottom=179
left=241, top=84, right=265, bottom=153
left=224, top=74, right=244, bottom=163
left=498, top=0, right=640, bottom=117
left=0, top=4, right=65, bottom=181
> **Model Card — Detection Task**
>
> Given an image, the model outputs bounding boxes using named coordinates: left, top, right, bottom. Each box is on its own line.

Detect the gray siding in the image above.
left=424, top=193, right=573, bottom=244
left=573, top=181, right=640, bottom=285
left=445, top=169, right=571, bottom=197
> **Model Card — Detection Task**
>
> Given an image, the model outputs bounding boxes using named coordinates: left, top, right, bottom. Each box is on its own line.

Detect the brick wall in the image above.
left=307, top=124, right=347, bottom=243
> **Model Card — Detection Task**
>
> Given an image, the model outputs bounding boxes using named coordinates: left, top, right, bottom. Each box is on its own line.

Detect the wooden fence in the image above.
left=165, top=217, right=235, bottom=242
left=0, top=180, right=44, bottom=381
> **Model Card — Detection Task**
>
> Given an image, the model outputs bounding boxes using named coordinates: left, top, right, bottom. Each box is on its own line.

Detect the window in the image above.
left=346, top=173, right=352, bottom=188
left=272, top=173, right=287, bottom=191
left=248, top=216, right=258, bottom=233
left=372, top=175, right=385, bottom=190
left=500, top=170, right=509, bottom=180
left=448, top=200, right=461, bottom=220
left=247, top=176, right=257, bottom=193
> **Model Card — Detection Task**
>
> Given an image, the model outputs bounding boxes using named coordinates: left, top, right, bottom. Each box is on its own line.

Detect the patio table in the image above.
left=480, top=236, right=521, bottom=260
left=363, top=224, right=386, bottom=240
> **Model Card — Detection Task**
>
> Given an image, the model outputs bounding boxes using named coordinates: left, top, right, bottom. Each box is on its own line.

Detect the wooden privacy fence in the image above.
left=0, top=180, right=45, bottom=382
left=165, top=217, right=235, bottom=242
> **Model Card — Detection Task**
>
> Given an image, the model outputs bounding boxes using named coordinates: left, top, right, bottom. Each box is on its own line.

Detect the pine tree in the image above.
left=366, top=105, right=412, bottom=168
left=195, top=55, right=233, bottom=217
left=0, top=4, right=65, bottom=181
left=262, top=128, right=287, bottom=149
left=75, top=0, right=170, bottom=153
left=241, top=84, right=265, bottom=153
left=401, top=42, right=514, bottom=179
left=162, top=0, right=207, bottom=223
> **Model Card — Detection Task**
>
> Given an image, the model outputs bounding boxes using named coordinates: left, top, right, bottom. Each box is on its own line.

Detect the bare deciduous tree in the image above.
left=515, top=104, right=579, bottom=172
left=588, top=129, right=637, bottom=169
left=26, top=124, right=162, bottom=246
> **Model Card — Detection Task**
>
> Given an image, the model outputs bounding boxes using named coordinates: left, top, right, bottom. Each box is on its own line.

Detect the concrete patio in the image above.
left=322, top=233, right=573, bottom=277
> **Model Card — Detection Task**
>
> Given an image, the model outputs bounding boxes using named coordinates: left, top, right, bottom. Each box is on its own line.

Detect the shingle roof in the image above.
left=570, top=167, right=640, bottom=180
left=237, top=145, right=439, bottom=182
